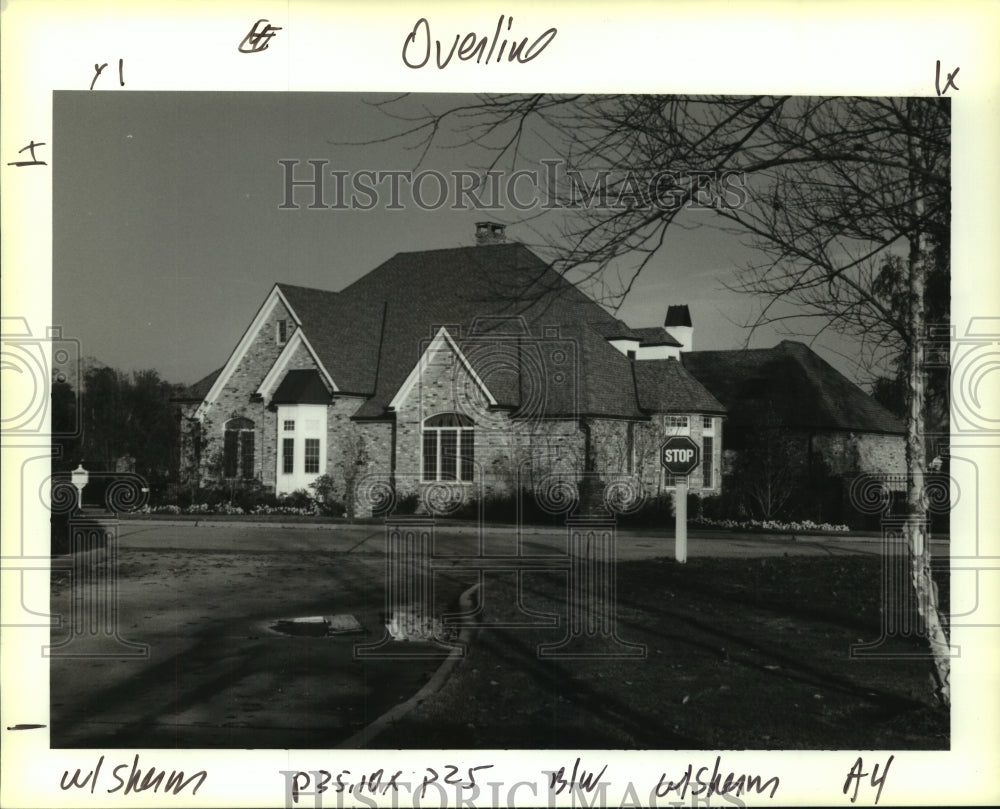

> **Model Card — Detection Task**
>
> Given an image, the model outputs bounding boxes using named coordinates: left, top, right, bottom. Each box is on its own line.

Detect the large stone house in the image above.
left=174, top=224, right=907, bottom=520
left=174, top=225, right=727, bottom=515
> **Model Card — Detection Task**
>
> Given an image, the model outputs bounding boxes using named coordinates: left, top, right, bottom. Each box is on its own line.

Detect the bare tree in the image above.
left=733, top=428, right=797, bottom=521
left=374, top=94, right=951, bottom=704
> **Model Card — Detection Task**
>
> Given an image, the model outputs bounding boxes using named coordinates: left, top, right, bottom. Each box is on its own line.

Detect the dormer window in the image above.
left=276, top=319, right=288, bottom=346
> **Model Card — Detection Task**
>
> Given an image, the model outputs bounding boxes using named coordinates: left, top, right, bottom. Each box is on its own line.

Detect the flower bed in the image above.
left=138, top=503, right=343, bottom=518
left=691, top=516, right=850, bottom=533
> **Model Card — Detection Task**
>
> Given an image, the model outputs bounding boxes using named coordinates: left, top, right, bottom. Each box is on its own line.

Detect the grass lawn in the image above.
left=370, top=556, right=949, bottom=749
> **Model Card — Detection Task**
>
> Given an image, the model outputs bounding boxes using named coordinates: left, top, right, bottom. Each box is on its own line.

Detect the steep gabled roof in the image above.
left=186, top=242, right=724, bottom=422
left=276, top=284, right=381, bottom=395
left=340, top=243, right=648, bottom=419
left=682, top=340, right=905, bottom=434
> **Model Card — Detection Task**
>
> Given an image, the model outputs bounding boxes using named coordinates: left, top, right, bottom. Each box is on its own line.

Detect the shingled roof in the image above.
left=682, top=341, right=905, bottom=434
left=632, top=326, right=683, bottom=347
left=633, top=359, right=726, bottom=414
left=187, top=242, right=725, bottom=421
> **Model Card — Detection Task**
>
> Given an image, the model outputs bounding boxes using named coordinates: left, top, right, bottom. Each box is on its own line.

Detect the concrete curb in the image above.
left=336, top=583, right=481, bottom=749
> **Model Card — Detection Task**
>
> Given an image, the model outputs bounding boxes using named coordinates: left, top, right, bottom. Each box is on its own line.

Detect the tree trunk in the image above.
left=905, top=106, right=951, bottom=703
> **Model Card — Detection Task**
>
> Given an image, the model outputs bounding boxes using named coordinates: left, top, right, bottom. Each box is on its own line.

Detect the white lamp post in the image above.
left=70, top=463, right=89, bottom=512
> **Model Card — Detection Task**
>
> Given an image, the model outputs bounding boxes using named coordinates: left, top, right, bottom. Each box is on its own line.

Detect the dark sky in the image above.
left=54, top=92, right=858, bottom=387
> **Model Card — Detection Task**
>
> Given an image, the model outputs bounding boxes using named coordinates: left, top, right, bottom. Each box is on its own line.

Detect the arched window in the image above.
left=223, top=417, right=256, bottom=480
left=422, top=413, right=474, bottom=482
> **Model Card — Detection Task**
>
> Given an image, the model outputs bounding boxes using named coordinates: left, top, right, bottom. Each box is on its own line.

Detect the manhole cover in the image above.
left=269, top=614, right=364, bottom=637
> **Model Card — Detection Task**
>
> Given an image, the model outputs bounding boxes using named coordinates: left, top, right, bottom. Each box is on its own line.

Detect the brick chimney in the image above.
left=665, top=305, right=693, bottom=352
left=475, top=221, right=507, bottom=245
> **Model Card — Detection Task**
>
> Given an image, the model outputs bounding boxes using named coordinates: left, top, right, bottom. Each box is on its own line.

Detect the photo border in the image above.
left=2, top=1, right=999, bottom=806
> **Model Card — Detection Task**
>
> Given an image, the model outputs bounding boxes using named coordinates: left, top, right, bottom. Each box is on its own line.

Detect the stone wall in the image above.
left=812, top=431, right=907, bottom=477
left=720, top=427, right=907, bottom=523
left=324, top=401, right=392, bottom=515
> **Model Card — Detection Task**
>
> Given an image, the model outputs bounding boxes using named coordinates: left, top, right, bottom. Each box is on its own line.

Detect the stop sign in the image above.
left=660, top=435, right=700, bottom=476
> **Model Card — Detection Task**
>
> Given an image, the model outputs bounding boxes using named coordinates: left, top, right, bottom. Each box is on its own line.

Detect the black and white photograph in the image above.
left=2, top=3, right=999, bottom=808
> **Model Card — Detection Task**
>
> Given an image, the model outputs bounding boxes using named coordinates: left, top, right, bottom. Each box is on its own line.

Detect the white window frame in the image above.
left=276, top=403, right=327, bottom=496
left=422, top=415, right=475, bottom=483
left=304, top=438, right=321, bottom=475
left=701, top=435, right=716, bottom=489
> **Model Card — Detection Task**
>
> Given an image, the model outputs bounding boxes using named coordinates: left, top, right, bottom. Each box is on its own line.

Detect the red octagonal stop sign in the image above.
left=660, top=435, right=700, bottom=476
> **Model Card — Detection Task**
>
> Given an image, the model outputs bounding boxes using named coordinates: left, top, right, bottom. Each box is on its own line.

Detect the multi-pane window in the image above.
left=276, top=319, right=288, bottom=345
left=422, top=431, right=438, bottom=480
left=283, top=420, right=295, bottom=431
left=223, top=417, right=255, bottom=479
left=702, top=416, right=713, bottom=430
left=665, top=415, right=689, bottom=429
left=304, top=439, right=320, bottom=474
left=702, top=436, right=715, bottom=488
left=422, top=413, right=474, bottom=482
left=282, top=438, right=294, bottom=474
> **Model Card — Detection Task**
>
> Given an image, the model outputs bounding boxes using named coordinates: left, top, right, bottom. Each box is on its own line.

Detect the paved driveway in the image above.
left=50, top=520, right=943, bottom=749
left=49, top=528, right=471, bottom=749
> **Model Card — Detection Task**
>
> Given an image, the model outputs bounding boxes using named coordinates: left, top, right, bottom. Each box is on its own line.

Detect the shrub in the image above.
left=392, top=492, right=421, bottom=516
left=231, top=481, right=275, bottom=512
left=316, top=497, right=347, bottom=518
left=278, top=489, right=315, bottom=511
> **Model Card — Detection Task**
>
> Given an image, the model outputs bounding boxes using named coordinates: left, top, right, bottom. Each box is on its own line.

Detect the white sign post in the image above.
left=659, top=436, right=700, bottom=564
left=675, top=476, right=688, bottom=563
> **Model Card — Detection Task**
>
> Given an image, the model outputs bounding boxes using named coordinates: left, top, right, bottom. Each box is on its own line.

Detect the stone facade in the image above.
left=177, top=290, right=727, bottom=517
left=391, top=337, right=583, bottom=504
left=178, top=313, right=725, bottom=516
left=812, top=431, right=907, bottom=478
left=717, top=426, right=907, bottom=524
left=182, top=297, right=383, bottom=508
